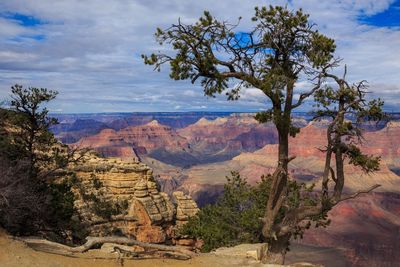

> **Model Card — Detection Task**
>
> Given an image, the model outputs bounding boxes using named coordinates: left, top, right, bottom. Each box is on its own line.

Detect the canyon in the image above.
left=53, top=112, right=400, bottom=267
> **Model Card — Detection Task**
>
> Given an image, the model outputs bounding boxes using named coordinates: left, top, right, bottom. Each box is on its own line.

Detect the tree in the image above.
left=0, top=85, right=86, bottom=239
left=8, top=84, right=83, bottom=180
left=314, top=67, right=385, bottom=203
left=143, top=5, right=338, bottom=263
left=181, top=171, right=318, bottom=253
left=9, top=84, right=59, bottom=179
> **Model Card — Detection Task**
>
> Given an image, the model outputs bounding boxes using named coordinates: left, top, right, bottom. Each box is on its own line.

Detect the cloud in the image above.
left=0, top=0, right=399, bottom=112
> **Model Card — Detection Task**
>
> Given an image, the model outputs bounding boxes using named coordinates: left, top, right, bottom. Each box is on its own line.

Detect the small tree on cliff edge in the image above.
left=8, top=84, right=84, bottom=181
left=1, top=85, right=86, bottom=237
left=143, top=6, right=382, bottom=263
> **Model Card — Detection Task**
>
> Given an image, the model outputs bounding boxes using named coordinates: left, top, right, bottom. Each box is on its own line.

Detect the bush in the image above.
left=180, top=171, right=271, bottom=252
left=0, top=158, right=43, bottom=235
left=180, top=171, right=322, bottom=252
left=0, top=158, right=79, bottom=238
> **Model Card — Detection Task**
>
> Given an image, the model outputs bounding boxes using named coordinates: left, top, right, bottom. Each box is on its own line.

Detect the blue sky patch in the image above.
left=361, top=0, right=400, bottom=27
left=232, top=32, right=274, bottom=55
left=10, top=34, right=46, bottom=42
left=3, top=12, right=46, bottom=27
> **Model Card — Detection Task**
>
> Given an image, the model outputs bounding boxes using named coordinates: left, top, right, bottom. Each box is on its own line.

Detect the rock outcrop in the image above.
left=69, top=154, right=198, bottom=244
left=173, top=191, right=200, bottom=227
left=80, top=120, right=189, bottom=154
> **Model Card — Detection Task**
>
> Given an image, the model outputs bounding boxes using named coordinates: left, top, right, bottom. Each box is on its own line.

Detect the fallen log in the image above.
left=71, top=236, right=194, bottom=255
left=19, top=236, right=195, bottom=260
left=104, top=243, right=191, bottom=260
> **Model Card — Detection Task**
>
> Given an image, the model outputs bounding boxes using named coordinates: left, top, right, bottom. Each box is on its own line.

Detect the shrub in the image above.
left=180, top=171, right=321, bottom=252
left=180, top=171, right=271, bottom=252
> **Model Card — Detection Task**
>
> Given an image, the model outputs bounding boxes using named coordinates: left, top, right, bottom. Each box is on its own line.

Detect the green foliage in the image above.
left=346, top=145, right=380, bottom=173
left=255, top=110, right=274, bottom=124
left=0, top=85, right=87, bottom=242
left=181, top=172, right=327, bottom=252
left=48, top=176, right=76, bottom=223
left=289, top=124, right=301, bottom=138
left=143, top=5, right=335, bottom=101
left=5, top=84, right=68, bottom=179
left=313, top=78, right=385, bottom=174
left=180, top=172, right=268, bottom=252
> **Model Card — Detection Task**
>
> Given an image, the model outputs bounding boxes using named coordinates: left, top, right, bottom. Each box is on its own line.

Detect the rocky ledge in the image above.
left=68, top=154, right=199, bottom=246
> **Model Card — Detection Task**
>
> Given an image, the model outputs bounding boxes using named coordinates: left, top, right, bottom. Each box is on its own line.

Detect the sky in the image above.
left=0, top=0, right=400, bottom=113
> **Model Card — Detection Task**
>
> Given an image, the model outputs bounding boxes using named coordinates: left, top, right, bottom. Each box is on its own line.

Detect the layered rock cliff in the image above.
left=177, top=114, right=279, bottom=162
left=73, top=120, right=193, bottom=165
left=69, top=154, right=199, bottom=244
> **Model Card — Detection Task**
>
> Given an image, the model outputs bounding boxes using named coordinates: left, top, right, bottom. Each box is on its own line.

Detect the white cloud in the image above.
left=0, top=0, right=399, bottom=112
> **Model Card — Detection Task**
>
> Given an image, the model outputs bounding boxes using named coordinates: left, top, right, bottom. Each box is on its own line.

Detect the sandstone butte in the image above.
left=65, top=153, right=199, bottom=247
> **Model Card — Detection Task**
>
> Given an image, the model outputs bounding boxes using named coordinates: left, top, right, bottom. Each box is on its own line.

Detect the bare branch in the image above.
left=335, top=184, right=381, bottom=204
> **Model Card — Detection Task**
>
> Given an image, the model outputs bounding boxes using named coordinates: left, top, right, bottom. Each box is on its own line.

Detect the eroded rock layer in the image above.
left=69, top=154, right=198, bottom=244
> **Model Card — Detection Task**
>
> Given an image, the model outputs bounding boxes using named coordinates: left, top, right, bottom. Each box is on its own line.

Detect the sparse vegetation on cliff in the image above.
left=76, top=173, right=129, bottom=220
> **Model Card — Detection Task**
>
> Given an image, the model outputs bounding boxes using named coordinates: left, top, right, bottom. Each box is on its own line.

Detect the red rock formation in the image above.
left=178, top=120, right=400, bottom=207
left=73, top=128, right=139, bottom=161
left=177, top=114, right=278, bottom=162
left=178, top=116, right=255, bottom=142
left=117, top=120, right=190, bottom=151
left=363, top=121, right=400, bottom=171
left=74, top=120, right=190, bottom=161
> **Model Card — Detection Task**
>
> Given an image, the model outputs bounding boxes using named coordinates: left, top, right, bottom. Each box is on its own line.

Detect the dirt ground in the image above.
left=0, top=229, right=348, bottom=267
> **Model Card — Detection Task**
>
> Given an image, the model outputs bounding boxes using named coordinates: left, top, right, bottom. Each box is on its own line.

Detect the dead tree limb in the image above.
left=110, top=244, right=191, bottom=260
left=70, top=236, right=194, bottom=255
left=19, top=236, right=195, bottom=259
left=335, top=184, right=381, bottom=204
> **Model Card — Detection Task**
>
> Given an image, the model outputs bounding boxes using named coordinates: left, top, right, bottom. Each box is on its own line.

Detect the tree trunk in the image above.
left=260, top=123, right=290, bottom=263
left=260, top=234, right=290, bottom=264
left=278, top=128, right=289, bottom=171
left=333, top=99, right=345, bottom=201
left=333, top=147, right=344, bottom=200
left=261, top=135, right=289, bottom=238
left=261, top=79, right=293, bottom=264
